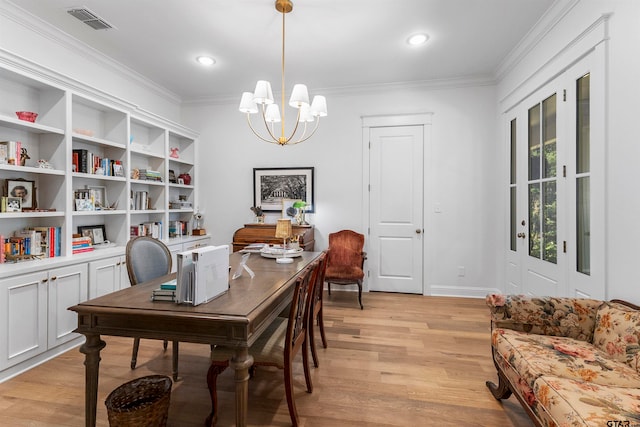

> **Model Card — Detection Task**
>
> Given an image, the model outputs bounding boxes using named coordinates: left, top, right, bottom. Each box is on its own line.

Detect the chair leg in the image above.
left=206, top=361, right=229, bottom=427
left=309, top=317, right=320, bottom=368
left=163, top=340, right=168, bottom=351
left=302, top=336, right=313, bottom=393
left=318, top=306, right=328, bottom=348
left=283, top=360, right=300, bottom=427
left=131, top=337, right=140, bottom=369
left=357, top=280, right=363, bottom=309
left=327, top=282, right=331, bottom=295
left=172, top=341, right=179, bottom=381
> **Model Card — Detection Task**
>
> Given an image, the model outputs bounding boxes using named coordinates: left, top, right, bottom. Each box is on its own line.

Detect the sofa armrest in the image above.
left=486, top=294, right=602, bottom=341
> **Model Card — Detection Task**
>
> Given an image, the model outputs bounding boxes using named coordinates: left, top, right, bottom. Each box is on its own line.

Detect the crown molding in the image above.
left=494, top=0, right=581, bottom=80
left=0, top=0, right=182, bottom=105
left=182, top=75, right=497, bottom=107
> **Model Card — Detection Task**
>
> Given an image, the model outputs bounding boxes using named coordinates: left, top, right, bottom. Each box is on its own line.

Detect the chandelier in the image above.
left=238, top=0, right=327, bottom=146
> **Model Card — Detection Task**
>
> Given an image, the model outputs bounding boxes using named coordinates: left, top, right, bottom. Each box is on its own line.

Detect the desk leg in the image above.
left=230, top=347, right=253, bottom=427
left=79, top=333, right=106, bottom=427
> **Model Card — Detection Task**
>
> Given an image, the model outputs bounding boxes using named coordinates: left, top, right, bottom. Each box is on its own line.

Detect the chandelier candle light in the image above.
left=239, top=0, right=327, bottom=146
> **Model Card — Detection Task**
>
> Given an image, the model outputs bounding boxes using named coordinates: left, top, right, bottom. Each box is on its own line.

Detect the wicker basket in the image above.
left=105, top=375, right=172, bottom=427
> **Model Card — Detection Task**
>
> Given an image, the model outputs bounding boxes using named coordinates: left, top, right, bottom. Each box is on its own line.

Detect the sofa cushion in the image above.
left=534, top=375, right=640, bottom=426
left=487, top=294, right=601, bottom=341
left=593, top=301, right=640, bottom=373
left=493, top=328, right=640, bottom=389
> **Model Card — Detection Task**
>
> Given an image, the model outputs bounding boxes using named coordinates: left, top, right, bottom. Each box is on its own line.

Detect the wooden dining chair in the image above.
left=325, top=230, right=367, bottom=309
left=125, top=236, right=180, bottom=381
left=309, top=251, right=328, bottom=367
left=206, top=261, right=318, bottom=426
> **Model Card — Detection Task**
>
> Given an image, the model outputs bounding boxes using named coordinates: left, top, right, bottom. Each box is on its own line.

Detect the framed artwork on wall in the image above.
left=253, top=167, right=314, bottom=213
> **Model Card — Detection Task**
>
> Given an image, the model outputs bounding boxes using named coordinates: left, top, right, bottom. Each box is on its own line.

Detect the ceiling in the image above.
left=8, top=0, right=556, bottom=102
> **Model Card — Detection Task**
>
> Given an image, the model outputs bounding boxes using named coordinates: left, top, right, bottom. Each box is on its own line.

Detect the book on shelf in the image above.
left=0, top=141, right=20, bottom=165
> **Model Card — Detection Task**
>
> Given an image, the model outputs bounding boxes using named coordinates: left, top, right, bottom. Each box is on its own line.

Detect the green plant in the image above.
left=250, top=206, right=263, bottom=216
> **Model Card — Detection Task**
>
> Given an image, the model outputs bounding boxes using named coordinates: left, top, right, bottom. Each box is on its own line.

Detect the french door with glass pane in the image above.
left=506, top=52, right=604, bottom=299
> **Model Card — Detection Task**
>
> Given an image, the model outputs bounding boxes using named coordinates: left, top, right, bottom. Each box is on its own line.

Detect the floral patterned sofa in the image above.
left=485, top=294, right=640, bottom=426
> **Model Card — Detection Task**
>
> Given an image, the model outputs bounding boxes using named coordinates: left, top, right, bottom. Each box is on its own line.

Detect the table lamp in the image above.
left=274, top=218, right=293, bottom=264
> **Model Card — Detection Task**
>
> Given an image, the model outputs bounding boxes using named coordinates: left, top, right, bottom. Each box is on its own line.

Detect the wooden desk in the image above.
left=70, top=251, right=321, bottom=427
left=232, top=223, right=315, bottom=252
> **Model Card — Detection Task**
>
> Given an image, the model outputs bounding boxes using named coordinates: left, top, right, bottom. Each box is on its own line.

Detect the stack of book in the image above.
left=151, top=279, right=177, bottom=302
left=72, top=235, right=93, bottom=254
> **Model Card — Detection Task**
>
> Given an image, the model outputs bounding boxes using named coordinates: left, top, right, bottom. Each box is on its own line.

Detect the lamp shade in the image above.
left=298, top=104, right=314, bottom=123
left=275, top=219, right=292, bottom=239
left=239, top=92, right=258, bottom=114
left=265, top=104, right=281, bottom=123
left=253, top=80, right=274, bottom=105
left=289, top=84, right=310, bottom=108
left=311, top=95, right=328, bottom=117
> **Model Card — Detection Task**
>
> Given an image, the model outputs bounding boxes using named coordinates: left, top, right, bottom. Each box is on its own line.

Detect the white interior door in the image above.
left=367, top=125, right=424, bottom=293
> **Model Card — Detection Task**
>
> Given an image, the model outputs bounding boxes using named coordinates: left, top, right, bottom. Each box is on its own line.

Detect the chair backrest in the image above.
left=327, top=230, right=365, bottom=268
left=126, top=236, right=172, bottom=286
left=311, top=251, right=328, bottom=314
left=286, top=261, right=318, bottom=355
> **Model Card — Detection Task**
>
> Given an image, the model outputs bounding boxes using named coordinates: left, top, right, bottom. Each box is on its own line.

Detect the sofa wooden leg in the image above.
left=486, top=372, right=512, bottom=400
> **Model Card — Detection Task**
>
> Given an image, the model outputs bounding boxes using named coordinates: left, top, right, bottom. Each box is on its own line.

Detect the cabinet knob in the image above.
left=50, top=276, right=57, bottom=281
left=42, top=278, right=48, bottom=283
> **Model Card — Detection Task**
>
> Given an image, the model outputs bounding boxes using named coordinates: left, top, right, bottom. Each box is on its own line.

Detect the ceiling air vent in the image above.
left=66, top=7, right=114, bottom=30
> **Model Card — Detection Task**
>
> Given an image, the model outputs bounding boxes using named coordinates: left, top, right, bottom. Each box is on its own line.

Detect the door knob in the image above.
left=416, top=229, right=422, bottom=234
left=517, top=232, right=526, bottom=239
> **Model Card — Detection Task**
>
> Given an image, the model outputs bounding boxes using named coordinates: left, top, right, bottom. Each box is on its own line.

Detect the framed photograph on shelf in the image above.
left=87, top=185, right=108, bottom=210
left=5, top=178, right=35, bottom=209
left=77, top=225, right=107, bottom=245
left=253, top=167, right=314, bottom=213
left=113, top=163, right=125, bottom=177
left=6, top=197, right=21, bottom=212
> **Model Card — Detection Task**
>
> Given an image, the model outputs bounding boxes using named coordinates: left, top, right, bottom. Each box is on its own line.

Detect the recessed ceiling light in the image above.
left=407, top=33, right=429, bottom=46
left=196, top=56, right=215, bottom=66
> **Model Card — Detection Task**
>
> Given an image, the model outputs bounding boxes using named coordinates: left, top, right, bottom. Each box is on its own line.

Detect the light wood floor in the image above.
left=0, top=292, right=531, bottom=426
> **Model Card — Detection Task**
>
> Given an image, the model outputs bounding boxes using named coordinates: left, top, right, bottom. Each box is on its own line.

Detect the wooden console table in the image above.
left=232, top=223, right=314, bottom=252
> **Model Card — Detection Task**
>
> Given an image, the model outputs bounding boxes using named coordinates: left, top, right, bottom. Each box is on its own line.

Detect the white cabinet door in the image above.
left=47, top=264, right=88, bottom=348
left=89, top=256, right=127, bottom=298
left=0, top=271, right=48, bottom=370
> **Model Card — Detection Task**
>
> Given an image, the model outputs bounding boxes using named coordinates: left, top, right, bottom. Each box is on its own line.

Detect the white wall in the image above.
left=182, top=82, right=502, bottom=297
left=497, top=0, right=640, bottom=302
left=0, top=0, right=181, bottom=121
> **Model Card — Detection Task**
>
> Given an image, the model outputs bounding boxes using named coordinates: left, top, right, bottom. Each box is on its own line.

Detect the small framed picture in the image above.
left=87, top=185, right=108, bottom=210
left=281, top=198, right=299, bottom=220
left=177, top=178, right=184, bottom=185
left=6, top=197, right=21, bottom=212
left=75, top=198, right=95, bottom=211
left=5, top=178, right=36, bottom=209
left=113, top=163, right=125, bottom=177
left=77, top=225, right=107, bottom=245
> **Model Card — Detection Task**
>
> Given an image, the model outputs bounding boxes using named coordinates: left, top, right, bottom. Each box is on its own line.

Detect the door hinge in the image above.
left=368, top=184, right=371, bottom=192
left=563, top=241, right=567, bottom=253
left=563, top=89, right=566, bottom=102
left=368, top=227, right=370, bottom=235
left=563, top=165, right=566, bottom=177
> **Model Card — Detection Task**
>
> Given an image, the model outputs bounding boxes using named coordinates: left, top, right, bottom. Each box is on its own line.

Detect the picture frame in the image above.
left=253, top=167, right=314, bottom=213
left=281, top=198, right=300, bottom=221
left=5, top=178, right=35, bottom=209
left=87, top=185, right=108, bottom=210
left=77, top=225, right=107, bottom=245
left=6, top=197, right=21, bottom=212
left=113, top=163, right=125, bottom=177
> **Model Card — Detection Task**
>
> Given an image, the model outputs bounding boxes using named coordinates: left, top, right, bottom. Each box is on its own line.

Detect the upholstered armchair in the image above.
left=325, top=230, right=366, bottom=309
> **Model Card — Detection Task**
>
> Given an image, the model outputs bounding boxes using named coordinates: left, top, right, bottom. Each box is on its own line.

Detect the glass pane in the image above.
left=528, top=105, right=541, bottom=180
left=542, top=181, right=557, bottom=264
left=529, top=183, right=541, bottom=258
left=577, top=73, right=590, bottom=174
left=510, top=119, right=516, bottom=184
left=542, top=94, right=557, bottom=179
left=510, top=187, right=517, bottom=251
left=577, top=177, right=590, bottom=274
